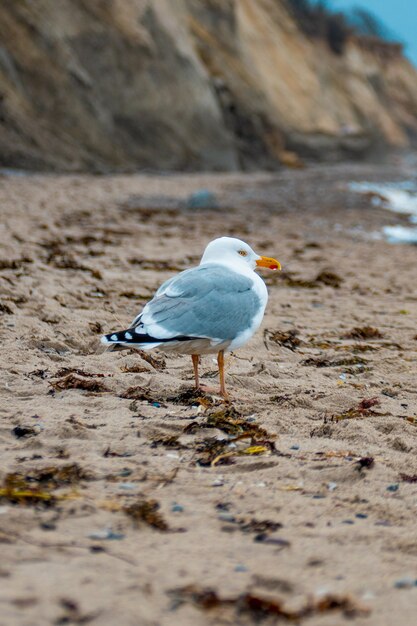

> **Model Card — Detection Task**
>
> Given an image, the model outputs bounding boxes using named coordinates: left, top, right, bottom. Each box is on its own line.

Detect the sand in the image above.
left=0, top=163, right=416, bottom=626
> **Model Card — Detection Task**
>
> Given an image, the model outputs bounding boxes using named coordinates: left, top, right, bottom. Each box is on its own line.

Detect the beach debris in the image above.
left=50, top=372, right=110, bottom=393
left=88, top=529, right=125, bottom=540
left=0, top=301, right=13, bottom=314
left=88, top=321, right=103, bottom=334
left=136, top=350, right=166, bottom=370
left=119, top=386, right=154, bottom=402
left=0, top=474, right=56, bottom=506
left=399, top=474, right=417, bottom=483
left=342, top=326, right=384, bottom=340
left=355, top=457, right=375, bottom=471
left=168, top=388, right=215, bottom=407
left=185, top=190, right=219, bottom=211
left=264, top=328, right=301, bottom=351
left=0, top=463, right=91, bottom=506
left=168, top=586, right=370, bottom=619
left=56, top=598, right=100, bottom=625
left=150, top=435, right=187, bottom=450
left=302, top=355, right=368, bottom=368
left=12, top=425, right=39, bottom=439
left=124, top=499, right=169, bottom=531
left=332, top=397, right=383, bottom=421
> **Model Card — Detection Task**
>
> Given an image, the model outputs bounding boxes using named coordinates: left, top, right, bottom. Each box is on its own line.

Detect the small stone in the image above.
left=327, top=482, right=337, bottom=491
left=88, top=529, right=125, bottom=540
left=394, top=577, right=417, bottom=589
left=387, top=484, right=399, bottom=492
left=355, top=513, right=368, bottom=519
left=290, top=444, right=300, bottom=450
left=218, top=513, right=236, bottom=523
left=119, top=482, right=136, bottom=490
left=342, top=519, right=354, bottom=524
left=235, top=564, right=247, bottom=572
left=212, top=479, right=224, bottom=487
left=171, top=504, right=184, bottom=513
left=186, top=190, right=219, bottom=211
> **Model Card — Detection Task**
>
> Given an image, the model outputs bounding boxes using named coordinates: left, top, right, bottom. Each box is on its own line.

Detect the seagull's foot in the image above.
left=197, top=384, right=231, bottom=402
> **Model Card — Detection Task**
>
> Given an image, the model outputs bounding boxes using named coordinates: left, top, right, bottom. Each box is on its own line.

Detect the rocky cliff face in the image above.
left=0, top=0, right=416, bottom=172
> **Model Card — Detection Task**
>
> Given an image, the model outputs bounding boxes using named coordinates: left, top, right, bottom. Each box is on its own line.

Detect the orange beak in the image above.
left=256, top=255, right=281, bottom=271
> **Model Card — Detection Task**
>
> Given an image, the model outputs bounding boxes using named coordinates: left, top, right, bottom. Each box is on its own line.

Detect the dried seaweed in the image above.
left=119, top=386, right=154, bottom=401
left=89, top=321, right=103, bottom=334
left=21, top=463, right=93, bottom=487
left=54, top=367, right=108, bottom=379
left=50, top=374, right=110, bottom=393
left=168, top=586, right=370, bottom=620
left=333, top=397, right=383, bottom=421
left=0, top=474, right=56, bottom=506
left=399, top=473, right=417, bottom=483
left=264, top=329, right=301, bottom=351
left=0, top=301, right=13, bottom=314
left=12, top=426, right=39, bottom=439
left=0, top=257, right=32, bottom=270
left=136, top=350, right=166, bottom=370
left=302, top=355, right=368, bottom=368
left=124, top=499, right=169, bottom=531
left=343, top=326, right=384, bottom=340
left=150, top=435, right=187, bottom=450
left=168, top=388, right=215, bottom=406
left=355, top=457, right=375, bottom=471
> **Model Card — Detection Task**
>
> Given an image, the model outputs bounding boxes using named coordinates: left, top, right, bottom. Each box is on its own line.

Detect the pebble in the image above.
left=394, top=577, right=417, bottom=589
left=327, top=482, right=338, bottom=491
left=186, top=190, right=219, bottom=210
left=290, top=444, right=300, bottom=450
left=88, top=529, right=125, bottom=540
left=171, top=504, right=184, bottom=513
left=118, top=468, right=132, bottom=477
left=235, top=564, right=248, bottom=572
left=387, top=484, right=399, bottom=492
left=342, top=520, right=354, bottom=524
left=355, top=513, right=368, bottom=519
left=118, top=482, right=136, bottom=490
left=218, top=513, right=236, bottom=523
left=212, top=479, right=224, bottom=487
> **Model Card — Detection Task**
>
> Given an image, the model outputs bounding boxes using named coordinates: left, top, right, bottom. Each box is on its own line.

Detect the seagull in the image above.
left=101, top=237, right=280, bottom=399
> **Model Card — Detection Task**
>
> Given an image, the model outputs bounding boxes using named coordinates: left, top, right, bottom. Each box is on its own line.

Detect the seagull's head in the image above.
left=200, top=237, right=281, bottom=272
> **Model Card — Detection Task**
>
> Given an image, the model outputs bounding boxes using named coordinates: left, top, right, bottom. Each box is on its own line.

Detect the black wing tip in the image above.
left=101, top=329, right=200, bottom=345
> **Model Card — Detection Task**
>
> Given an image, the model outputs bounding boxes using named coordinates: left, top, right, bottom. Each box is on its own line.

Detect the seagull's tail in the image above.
left=101, top=329, right=162, bottom=351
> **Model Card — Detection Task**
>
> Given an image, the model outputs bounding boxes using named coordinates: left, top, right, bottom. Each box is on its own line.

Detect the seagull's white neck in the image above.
left=200, top=255, right=256, bottom=276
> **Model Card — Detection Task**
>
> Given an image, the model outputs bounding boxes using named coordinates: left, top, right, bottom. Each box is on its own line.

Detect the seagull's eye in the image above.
left=238, top=250, right=248, bottom=257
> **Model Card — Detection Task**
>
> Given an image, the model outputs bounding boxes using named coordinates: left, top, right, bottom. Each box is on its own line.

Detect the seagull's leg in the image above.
left=217, top=350, right=229, bottom=400
left=191, top=354, right=200, bottom=390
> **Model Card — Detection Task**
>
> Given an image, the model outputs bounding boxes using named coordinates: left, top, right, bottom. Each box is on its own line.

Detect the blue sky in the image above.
left=324, top=0, right=417, bottom=66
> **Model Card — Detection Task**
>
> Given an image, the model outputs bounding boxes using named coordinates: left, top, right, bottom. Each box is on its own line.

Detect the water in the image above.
left=349, top=181, right=417, bottom=244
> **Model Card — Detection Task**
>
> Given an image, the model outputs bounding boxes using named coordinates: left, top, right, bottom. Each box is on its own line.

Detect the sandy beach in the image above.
left=0, top=162, right=417, bottom=626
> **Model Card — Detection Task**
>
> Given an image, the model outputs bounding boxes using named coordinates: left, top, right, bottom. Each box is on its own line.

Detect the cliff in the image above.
left=0, top=0, right=416, bottom=171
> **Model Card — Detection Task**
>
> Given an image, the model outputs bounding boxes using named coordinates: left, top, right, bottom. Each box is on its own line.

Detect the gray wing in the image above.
left=135, top=265, right=261, bottom=341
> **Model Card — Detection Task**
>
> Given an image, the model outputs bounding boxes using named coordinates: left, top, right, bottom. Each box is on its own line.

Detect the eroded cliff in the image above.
left=0, top=0, right=416, bottom=171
